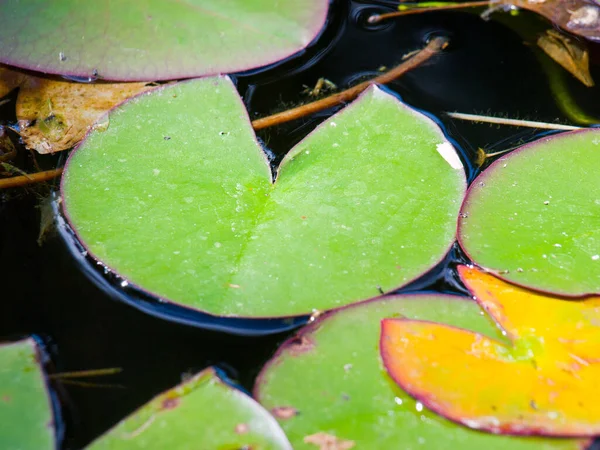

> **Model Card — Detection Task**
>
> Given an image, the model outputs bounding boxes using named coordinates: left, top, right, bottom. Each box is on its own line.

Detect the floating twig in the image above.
left=446, top=112, right=581, bottom=130
left=49, top=367, right=122, bottom=379
left=0, top=168, right=63, bottom=189
left=49, top=367, right=124, bottom=389
left=251, top=36, right=449, bottom=131
left=367, top=1, right=493, bottom=24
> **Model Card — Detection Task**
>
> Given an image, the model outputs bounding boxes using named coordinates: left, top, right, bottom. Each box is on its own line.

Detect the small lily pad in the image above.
left=89, top=367, right=291, bottom=449
left=255, top=295, right=586, bottom=449
left=0, top=338, right=55, bottom=450
left=0, top=0, right=329, bottom=81
left=458, top=129, right=600, bottom=296
left=381, top=265, right=600, bottom=437
left=62, top=76, right=466, bottom=318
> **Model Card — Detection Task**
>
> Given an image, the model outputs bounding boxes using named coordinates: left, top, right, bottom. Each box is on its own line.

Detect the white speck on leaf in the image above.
left=436, top=142, right=462, bottom=169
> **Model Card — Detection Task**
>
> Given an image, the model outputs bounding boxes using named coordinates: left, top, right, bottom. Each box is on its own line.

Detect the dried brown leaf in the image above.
left=537, top=28, right=595, bottom=86
left=514, top=0, right=600, bottom=42
left=0, top=66, right=156, bottom=154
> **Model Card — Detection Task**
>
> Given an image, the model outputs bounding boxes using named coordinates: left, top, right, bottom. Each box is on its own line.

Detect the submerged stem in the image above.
left=0, top=168, right=63, bottom=189
left=446, top=112, right=581, bottom=130
left=251, top=36, right=449, bottom=131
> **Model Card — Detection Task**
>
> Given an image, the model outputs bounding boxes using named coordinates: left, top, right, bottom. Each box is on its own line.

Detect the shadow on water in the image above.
left=1, top=0, right=600, bottom=448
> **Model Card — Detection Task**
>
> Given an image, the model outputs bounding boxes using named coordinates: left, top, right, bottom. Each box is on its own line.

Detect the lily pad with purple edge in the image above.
left=458, top=129, right=600, bottom=296
left=0, top=0, right=329, bottom=81
left=88, top=367, right=291, bottom=449
left=0, top=338, right=56, bottom=450
left=254, top=295, right=589, bottom=449
left=61, top=76, right=466, bottom=318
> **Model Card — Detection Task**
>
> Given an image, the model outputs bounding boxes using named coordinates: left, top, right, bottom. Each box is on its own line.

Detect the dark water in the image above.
left=2, top=1, right=600, bottom=448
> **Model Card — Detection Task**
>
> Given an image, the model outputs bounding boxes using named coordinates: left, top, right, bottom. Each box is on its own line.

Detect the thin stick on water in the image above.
left=368, top=1, right=493, bottom=24
left=251, top=36, right=449, bottom=131
left=49, top=367, right=122, bottom=379
left=0, top=168, right=63, bottom=189
left=49, top=367, right=124, bottom=389
left=446, top=112, right=582, bottom=130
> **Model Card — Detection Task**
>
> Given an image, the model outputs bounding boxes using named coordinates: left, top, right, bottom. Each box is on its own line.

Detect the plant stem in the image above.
left=251, top=36, right=449, bottom=131
left=368, top=1, right=492, bottom=23
left=0, top=168, right=63, bottom=189
left=446, top=112, right=581, bottom=130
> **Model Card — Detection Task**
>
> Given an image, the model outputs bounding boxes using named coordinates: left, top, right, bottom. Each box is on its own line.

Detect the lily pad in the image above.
left=61, top=76, right=466, bottom=318
left=89, top=367, right=291, bottom=449
left=0, top=0, right=328, bottom=81
left=458, top=129, right=600, bottom=296
left=0, top=338, right=55, bottom=450
left=255, top=295, right=587, bottom=449
left=381, top=265, right=600, bottom=437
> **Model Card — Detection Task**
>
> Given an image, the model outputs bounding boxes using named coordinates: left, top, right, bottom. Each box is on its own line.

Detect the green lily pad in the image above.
left=254, top=296, right=589, bottom=449
left=0, top=0, right=328, bottom=81
left=458, top=129, right=600, bottom=296
left=0, top=338, right=55, bottom=450
left=89, top=367, right=291, bottom=449
left=61, top=76, right=466, bottom=318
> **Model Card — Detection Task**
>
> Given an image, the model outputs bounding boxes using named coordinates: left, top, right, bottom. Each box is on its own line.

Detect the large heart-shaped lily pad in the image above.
left=255, top=295, right=587, bottom=449
left=61, top=76, right=466, bottom=318
left=381, top=265, right=600, bottom=437
left=0, top=0, right=328, bottom=81
left=89, top=367, right=291, bottom=449
left=0, top=338, right=55, bottom=449
left=458, top=129, right=600, bottom=296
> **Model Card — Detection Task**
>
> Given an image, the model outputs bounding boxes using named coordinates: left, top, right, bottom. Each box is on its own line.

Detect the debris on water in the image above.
left=567, top=5, right=600, bottom=31
left=271, top=406, right=298, bottom=419
left=288, top=335, right=315, bottom=355
left=303, top=431, right=355, bottom=449
left=160, top=397, right=179, bottom=410
left=234, top=423, right=249, bottom=434
left=61, top=74, right=98, bottom=83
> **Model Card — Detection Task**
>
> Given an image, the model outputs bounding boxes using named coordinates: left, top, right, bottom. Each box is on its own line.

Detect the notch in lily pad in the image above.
left=0, top=0, right=329, bottom=81
left=61, top=76, right=466, bottom=318
left=458, top=129, right=600, bottom=297
left=381, top=265, right=600, bottom=437
left=88, top=367, right=291, bottom=449
left=255, top=294, right=587, bottom=449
